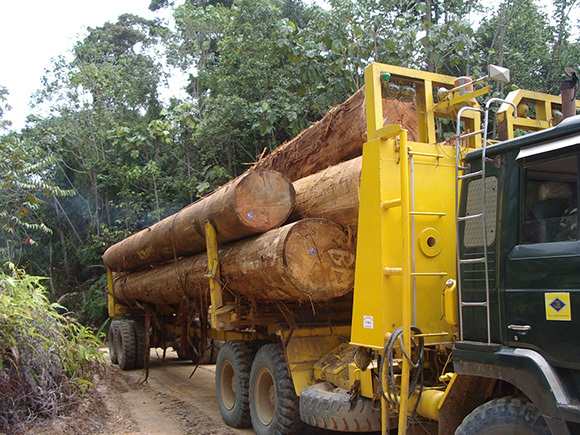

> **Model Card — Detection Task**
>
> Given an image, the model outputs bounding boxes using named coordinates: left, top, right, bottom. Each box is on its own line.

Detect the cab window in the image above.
left=522, top=155, right=579, bottom=244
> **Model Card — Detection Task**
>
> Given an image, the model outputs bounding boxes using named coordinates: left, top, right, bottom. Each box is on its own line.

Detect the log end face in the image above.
left=283, top=219, right=355, bottom=301
left=234, top=170, right=296, bottom=232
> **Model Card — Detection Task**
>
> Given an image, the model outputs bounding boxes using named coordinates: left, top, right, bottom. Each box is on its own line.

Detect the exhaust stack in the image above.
left=561, top=67, right=578, bottom=120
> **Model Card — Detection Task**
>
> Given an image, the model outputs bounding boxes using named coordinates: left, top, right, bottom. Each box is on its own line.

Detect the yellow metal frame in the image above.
left=355, top=63, right=577, bottom=433
left=205, top=220, right=236, bottom=331
left=497, top=89, right=580, bottom=140
left=355, top=63, right=474, bottom=433
left=280, top=326, right=352, bottom=395
left=106, top=267, right=133, bottom=317
left=353, top=64, right=461, bottom=349
left=351, top=126, right=457, bottom=433
left=364, top=63, right=483, bottom=147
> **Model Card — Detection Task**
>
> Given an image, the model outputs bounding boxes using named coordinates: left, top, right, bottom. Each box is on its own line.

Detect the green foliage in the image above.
left=169, top=3, right=230, bottom=74
left=0, top=132, right=74, bottom=265
left=69, top=14, right=164, bottom=116
left=150, top=0, right=234, bottom=11
left=0, top=86, right=11, bottom=130
left=0, top=267, right=103, bottom=431
left=183, top=0, right=330, bottom=173
left=79, top=274, right=110, bottom=327
left=477, top=0, right=555, bottom=92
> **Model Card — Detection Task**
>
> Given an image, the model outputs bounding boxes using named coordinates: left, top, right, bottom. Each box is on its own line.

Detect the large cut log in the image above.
left=112, top=219, right=355, bottom=305
left=289, top=137, right=458, bottom=227
left=289, top=157, right=362, bottom=227
left=251, top=88, right=418, bottom=181
left=103, top=170, right=295, bottom=273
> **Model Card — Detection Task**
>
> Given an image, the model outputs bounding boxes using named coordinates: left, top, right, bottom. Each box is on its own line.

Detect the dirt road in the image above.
left=102, top=348, right=252, bottom=435
left=27, top=348, right=356, bottom=434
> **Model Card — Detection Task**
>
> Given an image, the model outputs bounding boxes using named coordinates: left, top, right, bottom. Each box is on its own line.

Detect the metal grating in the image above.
left=463, top=177, right=498, bottom=247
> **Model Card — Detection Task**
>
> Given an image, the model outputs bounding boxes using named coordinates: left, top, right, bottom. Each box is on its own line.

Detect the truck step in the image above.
left=454, top=341, right=502, bottom=353
left=559, top=403, right=580, bottom=414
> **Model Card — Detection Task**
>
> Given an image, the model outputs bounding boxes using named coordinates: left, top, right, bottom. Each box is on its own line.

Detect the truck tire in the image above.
left=133, top=320, right=148, bottom=370
left=216, top=341, right=256, bottom=428
left=108, top=320, right=120, bottom=365
left=299, top=382, right=381, bottom=432
left=116, top=320, right=137, bottom=371
left=202, top=339, right=223, bottom=364
left=455, top=396, right=550, bottom=435
left=249, top=343, right=303, bottom=435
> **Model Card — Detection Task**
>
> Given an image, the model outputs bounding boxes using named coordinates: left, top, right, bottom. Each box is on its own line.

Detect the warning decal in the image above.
left=545, top=292, right=571, bottom=321
left=363, top=315, right=374, bottom=329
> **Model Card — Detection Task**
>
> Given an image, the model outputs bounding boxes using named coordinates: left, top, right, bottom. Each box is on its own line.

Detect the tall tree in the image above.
left=545, top=0, right=580, bottom=93
left=477, top=0, right=555, bottom=93
left=9, top=14, right=171, bottom=305
left=34, top=14, right=165, bottom=235
left=168, top=2, right=230, bottom=113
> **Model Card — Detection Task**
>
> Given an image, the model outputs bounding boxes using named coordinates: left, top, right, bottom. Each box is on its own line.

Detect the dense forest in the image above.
left=1, top=0, right=579, bottom=327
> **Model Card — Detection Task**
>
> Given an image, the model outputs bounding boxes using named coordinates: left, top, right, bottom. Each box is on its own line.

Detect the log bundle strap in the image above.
left=112, top=219, right=355, bottom=305
left=103, top=170, right=296, bottom=273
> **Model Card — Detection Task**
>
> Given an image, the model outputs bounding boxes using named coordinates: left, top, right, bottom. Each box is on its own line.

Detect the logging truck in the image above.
left=104, top=62, right=580, bottom=434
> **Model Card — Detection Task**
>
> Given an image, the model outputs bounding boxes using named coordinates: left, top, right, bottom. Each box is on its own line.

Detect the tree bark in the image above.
left=289, top=157, right=361, bottom=227
left=112, top=219, right=355, bottom=305
left=250, top=88, right=418, bottom=181
left=104, top=170, right=296, bottom=272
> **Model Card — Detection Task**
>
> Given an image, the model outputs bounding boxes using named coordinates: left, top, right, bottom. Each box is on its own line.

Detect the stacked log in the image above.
left=251, top=88, right=418, bottom=181
left=113, top=219, right=355, bottom=304
left=103, top=170, right=295, bottom=272
left=289, top=157, right=361, bottom=227
left=106, top=90, right=419, bottom=307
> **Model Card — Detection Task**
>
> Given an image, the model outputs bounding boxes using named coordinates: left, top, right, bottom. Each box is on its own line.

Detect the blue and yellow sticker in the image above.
left=545, top=292, right=571, bottom=321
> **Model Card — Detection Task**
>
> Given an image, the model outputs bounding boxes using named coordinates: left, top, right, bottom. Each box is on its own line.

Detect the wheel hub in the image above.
left=256, top=367, right=276, bottom=425
left=220, top=360, right=236, bottom=410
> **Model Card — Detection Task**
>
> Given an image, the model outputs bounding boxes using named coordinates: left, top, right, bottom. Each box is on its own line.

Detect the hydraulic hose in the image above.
left=377, top=325, right=425, bottom=427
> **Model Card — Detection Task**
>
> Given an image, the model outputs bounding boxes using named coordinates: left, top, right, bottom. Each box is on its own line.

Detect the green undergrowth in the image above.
left=0, top=266, right=104, bottom=432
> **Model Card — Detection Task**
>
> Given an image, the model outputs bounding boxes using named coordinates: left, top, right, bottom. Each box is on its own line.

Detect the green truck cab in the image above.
left=455, top=114, right=580, bottom=434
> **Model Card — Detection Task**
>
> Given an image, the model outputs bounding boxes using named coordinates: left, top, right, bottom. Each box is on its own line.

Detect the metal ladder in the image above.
left=455, top=99, right=516, bottom=344
left=380, top=127, right=450, bottom=435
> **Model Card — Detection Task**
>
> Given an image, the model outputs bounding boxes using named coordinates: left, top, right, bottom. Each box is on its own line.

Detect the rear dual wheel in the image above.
left=215, top=342, right=302, bottom=434
left=108, top=320, right=120, bottom=364
left=112, top=319, right=148, bottom=371
left=133, top=320, right=148, bottom=369
left=216, top=341, right=256, bottom=428
left=249, top=344, right=303, bottom=435
left=116, top=321, right=137, bottom=370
